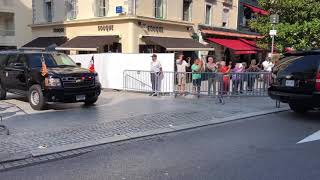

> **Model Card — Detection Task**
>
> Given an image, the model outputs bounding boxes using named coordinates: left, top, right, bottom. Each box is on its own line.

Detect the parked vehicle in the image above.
left=268, top=50, right=320, bottom=113
left=0, top=51, right=101, bottom=110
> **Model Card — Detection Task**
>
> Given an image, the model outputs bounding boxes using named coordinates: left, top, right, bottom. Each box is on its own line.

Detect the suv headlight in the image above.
left=95, top=75, right=100, bottom=84
left=45, top=77, right=62, bottom=87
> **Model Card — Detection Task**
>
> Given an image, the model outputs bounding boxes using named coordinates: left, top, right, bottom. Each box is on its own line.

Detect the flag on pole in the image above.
left=89, top=55, right=95, bottom=73
left=41, top=54, right=48, bottom=77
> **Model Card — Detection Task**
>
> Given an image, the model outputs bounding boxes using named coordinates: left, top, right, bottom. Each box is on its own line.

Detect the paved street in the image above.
left=0, top=91, right=285, bottom=165
left=1, top=111, right=320, bottom=180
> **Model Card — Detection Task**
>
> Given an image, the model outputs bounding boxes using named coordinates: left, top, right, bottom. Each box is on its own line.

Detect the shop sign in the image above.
left=138, top=21, right=164, bottom=33
left=147, top=26, right=164, bottom=33
left=98, top=25, right=114, bottom=32
left=53, top=28, right=64, bottom=33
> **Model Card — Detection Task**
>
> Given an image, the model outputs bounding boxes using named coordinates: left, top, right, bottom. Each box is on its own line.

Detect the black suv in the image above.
left=268, top=50, right=320, bottom=113
left=0, top=51, right=101, bottom=110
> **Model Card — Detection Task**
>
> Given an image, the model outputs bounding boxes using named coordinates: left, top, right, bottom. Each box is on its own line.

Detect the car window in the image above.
left=0, top=54, right=8, bottom=68
left=15, top=55, right=28, bottom=67
left=278, top=55, right=320, bottom=79
left=52, top=54, right=77, bottom=66
left=27, top=54, right=56, bottom=68
left=6, top=54, right=18, bottom=67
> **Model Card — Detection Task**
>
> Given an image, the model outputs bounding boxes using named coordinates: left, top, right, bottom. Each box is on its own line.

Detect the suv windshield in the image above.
left=28, top=53, right=77, bottom=68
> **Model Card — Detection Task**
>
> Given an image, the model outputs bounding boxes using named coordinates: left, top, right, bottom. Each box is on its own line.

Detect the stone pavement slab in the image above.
left=0, top=92, right=288, bottom=167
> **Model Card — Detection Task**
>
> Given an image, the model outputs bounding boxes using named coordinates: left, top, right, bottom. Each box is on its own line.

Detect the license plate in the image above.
left=285, top=80, right=295, bottom=87
left=76, top=95, right=86, bottom=101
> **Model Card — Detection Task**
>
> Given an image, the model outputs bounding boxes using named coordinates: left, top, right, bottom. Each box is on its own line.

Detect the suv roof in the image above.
left=283, top=49, right=320, bottom=56
left=0, top=50, right=61, bottom=55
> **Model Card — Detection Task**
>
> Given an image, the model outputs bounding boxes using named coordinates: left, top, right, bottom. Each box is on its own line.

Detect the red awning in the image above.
left=201, top=29, right=264, bottom=39
left=208, top=38, right=260, bottom=55
left=239, top=38, right=257, bottom=47
left=243, top=3, right=269, bottom=15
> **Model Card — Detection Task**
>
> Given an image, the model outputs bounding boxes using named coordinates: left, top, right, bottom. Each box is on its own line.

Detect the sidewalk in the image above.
left=0, top=92, right=288, bottom=170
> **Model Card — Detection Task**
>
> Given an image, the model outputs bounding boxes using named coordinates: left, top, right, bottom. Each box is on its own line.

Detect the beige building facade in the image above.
left=0, top=0, right=33, bottom=50
left=24, top=0, right=246, bottom=56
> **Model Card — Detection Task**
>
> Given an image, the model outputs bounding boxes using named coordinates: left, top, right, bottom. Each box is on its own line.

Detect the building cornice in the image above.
left=29, top=15, right=194, bottom=28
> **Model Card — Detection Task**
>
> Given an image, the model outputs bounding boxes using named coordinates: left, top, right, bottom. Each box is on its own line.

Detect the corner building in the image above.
left=24, top=0, right=248, bottom=58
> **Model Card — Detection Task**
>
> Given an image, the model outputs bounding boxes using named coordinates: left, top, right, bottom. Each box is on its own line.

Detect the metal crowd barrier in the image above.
left=123, top=70, right=272, bottom=98
left=123, top=70, right=175, bottom=94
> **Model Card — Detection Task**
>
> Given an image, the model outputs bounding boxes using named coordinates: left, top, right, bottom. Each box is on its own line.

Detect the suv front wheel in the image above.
left=289, top=103, right=309, bottom=114
left=0, top=83, right=6, bottom=100
left=28, top=85, right=46, bottom=110
left=84, top=97, right=98, bottom=106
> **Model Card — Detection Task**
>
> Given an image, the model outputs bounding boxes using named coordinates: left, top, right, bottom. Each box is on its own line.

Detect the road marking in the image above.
left=297, top=130, right=320, bottom=144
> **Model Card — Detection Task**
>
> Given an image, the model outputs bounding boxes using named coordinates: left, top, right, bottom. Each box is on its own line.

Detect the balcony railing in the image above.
left=0, top=29, right=15, bottom=36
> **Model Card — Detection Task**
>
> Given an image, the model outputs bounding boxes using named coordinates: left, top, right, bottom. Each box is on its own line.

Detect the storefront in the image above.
left=199, top=26, right=265, bottom=65
left=22, top=17, right=213, bottom=56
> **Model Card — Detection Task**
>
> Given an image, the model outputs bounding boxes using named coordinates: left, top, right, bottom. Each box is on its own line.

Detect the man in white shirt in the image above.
left=150, top=54, right=162, bottom=96
left=176, top=54, right=190, bottom=95
left=262, top=58, right=274, bottom=72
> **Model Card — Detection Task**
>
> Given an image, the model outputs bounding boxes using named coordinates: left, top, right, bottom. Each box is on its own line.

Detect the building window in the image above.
left=44, top=0, right=53, bottom=22
left=66, top=0, right=78, bottom=20
left=183, top=0, right=192, bottom=21
left=205, top=4, right=212, bottom=25
left=155, top=0, right=164, bottom=19
left=96, top=0, right=108, bottom=17
left=222, top=8, right=229, bottom=27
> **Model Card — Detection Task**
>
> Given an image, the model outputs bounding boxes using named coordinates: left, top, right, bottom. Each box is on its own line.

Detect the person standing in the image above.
left=207, top=56, right=218, bottom=95
left=150, top=54, right=162, bottom=96
left=176, top=54, right=190, bottom=96
left=191, top=59, right=202, bottom=98
left=218, top=61, right=231, bottom=94
left=232, top=63, right=245, bottom=94
left=262, top=57, right=274, bottom=90
left=246, top=59, right=261, bottom=91
left=262, top=57, right=274, bottom=72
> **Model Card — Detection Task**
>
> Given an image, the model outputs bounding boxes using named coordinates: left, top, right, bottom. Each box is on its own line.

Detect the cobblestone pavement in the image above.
left=0, top=91, right=286, bottom=166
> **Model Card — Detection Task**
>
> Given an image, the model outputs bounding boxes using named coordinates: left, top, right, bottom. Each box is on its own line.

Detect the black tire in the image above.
left=28, top=85, right=46, bottom=110
left=289, top=103, right=309, bottom=114
left=0, top=83, right=6, bottom=100
left=84, top=97, right=98, bottom=106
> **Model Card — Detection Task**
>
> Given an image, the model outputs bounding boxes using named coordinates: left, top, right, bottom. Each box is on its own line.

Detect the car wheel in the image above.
left=289, top=103, right=309, bottom=114
left=0, top=83, right=6, bottom=100
left=28, top=85, right=46, bottom=110
left=84, top=97, right=98, bottom=106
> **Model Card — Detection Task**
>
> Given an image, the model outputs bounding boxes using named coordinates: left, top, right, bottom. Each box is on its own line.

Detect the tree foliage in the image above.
left=250, top=0, right=320, bottom=52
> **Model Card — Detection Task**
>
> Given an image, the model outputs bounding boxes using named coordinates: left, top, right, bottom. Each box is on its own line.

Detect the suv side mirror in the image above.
left=76, top=63, right=81, bottom=67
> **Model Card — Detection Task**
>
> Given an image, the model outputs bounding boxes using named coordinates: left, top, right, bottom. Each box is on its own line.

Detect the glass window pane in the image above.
left=205, top=5, right=211, bottom=24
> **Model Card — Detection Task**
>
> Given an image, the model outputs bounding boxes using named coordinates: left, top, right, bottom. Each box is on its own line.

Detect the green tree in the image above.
left=250, top=0, right=320, bottom=52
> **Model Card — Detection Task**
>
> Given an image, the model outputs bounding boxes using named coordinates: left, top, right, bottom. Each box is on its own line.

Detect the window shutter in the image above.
left=105, top=0, right=109, bottom=16
left=163, top=0, right=167, bottom=19
left=65, top=0, right=70, bottom=20
left=43, top=0, right=46, bottom=21
left=51, top=0, right=54, bottom=21
left=75, top=0, right=79, bottom=19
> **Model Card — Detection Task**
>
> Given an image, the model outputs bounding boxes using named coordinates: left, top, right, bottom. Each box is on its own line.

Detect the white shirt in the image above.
left=262, top=60, right=274, bottom=72
left=176, top=59, right=190, bottom=73
left=151, top=60, right=162, bottom=73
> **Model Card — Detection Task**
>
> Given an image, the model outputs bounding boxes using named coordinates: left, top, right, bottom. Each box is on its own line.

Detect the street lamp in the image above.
left=270, top=14, right=279, bottom=55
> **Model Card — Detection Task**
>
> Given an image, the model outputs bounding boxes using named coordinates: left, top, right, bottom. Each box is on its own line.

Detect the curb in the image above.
left=0, top=107, right=289, bottom=172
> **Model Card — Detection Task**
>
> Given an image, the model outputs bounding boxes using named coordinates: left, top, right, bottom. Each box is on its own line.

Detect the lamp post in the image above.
left=270, top=14, right=279, bottom=55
